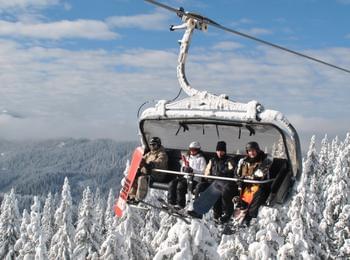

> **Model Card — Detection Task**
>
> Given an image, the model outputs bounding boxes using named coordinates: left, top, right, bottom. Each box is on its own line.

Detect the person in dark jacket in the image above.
left=190, top=141, right=239, bottom=223
left=236, top=141, right=272, bottom=224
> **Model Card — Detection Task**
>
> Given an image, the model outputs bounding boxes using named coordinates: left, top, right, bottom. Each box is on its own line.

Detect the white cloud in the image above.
left=0, top=38, right=349, bottom=143
left=288, top=114, right=350, bottom=151
left=0, top=0, right=59, bottom=10
left=240, top=27, right=272, bottom=36
left=288, top=114, right=350, bottom=136
left=212, top=41, right=243, bottom=51
left=106, top=12, right=170, bottom=30
left=337, top=0, right=350, bottom=4
left=0, top=20, right=118, bottom=40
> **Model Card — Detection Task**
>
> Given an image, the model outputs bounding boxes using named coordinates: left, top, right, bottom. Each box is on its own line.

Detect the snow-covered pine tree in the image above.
left=14, top=209, right=30, bottom=259
left=53, top=177, right=74, bottom=237
left=318, top=134, right=330, bottom=200
left=248, top=207, right=284, bottom=259
left=73, top=187, right=100, bottom=259
left=0, top=188, right=20, bottom=259
left=321, top=142, right=349, bottom=225
left=92, top=188, right=104, bottom=246
left=115, top=203, right=152, bottom=259
left=35, top=235, right=48, bottom=260
left=302, top=136, right=328, bottom=256
left=329, top=136, right=340, bottom=169
left=153, top=220, right=219, bottom=260
left=320, top=144, right=350, bottom=257
left=99, top=217, right=127, bottom=260
left=334, top=205, right=350, bottom=258
left=271, top=142, right=278, bottom=157
left=49, top=223, right=73, bottom=260
left=41, top=193, right=54, bottom=247
left=278, top=136, right=320, bottom=259
left=22, top=196, right=42, bottom=259
left=49, top=177, right=75, bottom=259
left=104, top=189, right=115, bottom=235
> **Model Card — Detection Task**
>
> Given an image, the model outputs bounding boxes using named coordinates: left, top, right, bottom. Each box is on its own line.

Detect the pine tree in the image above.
left=321, top=145, right=349, bottom=226
left=248, top=208, right=284, bottom=259
left=41, top=193, right=54, bottom=247
left=153, top=220, right=219, bottom=260
left=54, top=177, right=74, bottom=237
left=73, top=187, right=100, bottom=259
left=278, top=136, right=320, bottom=259
left=23, top=196, right=42, bottom=259
left=35, top=235, right=48, bottom=260
left=104, top=189, right=115, bottom=235
left=14, top=209, right=30, bottom=259
left=49, top=178, right=75, bottom=259
left=92, top=188, right=104, bottom=246
left=334, top=205, right=350, bottom=258
left=0, top=188, right=20, bottom=259
left=320, top=145, right=350, bottom=256
left=49, top=223, right=74, bottom=260
left=99, top=217, right=127, bottom=259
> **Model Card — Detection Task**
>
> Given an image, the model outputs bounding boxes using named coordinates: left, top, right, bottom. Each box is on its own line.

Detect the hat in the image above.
left=246, top=141, right=260, bottom=151
left=189, top=141, right=201, bottom=149
left=216, top=141, right=226, bottom=152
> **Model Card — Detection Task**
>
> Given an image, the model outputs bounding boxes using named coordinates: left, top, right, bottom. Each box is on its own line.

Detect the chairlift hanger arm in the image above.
left=144, top=0, right=350, bottom=74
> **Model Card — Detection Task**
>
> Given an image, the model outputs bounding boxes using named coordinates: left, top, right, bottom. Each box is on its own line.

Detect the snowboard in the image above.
left=192, top=181, right=222, bottom=215
left=115, top=146, right=144, bottom=217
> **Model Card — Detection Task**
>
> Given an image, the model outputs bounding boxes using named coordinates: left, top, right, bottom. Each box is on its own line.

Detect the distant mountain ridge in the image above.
left=0, top=138, right=136, bottom=204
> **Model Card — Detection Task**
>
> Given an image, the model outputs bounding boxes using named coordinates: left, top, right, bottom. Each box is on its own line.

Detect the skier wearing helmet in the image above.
left=167, top=141, right=207, bottom=209
left=235, top=141, right=272, bottom=225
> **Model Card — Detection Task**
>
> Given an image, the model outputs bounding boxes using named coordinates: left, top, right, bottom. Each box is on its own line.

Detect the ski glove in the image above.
left=253, top=169, right=264, bottom=179
left=182, top=166, right=193, bottom=173
left=144, top=162, right=155, bottom=171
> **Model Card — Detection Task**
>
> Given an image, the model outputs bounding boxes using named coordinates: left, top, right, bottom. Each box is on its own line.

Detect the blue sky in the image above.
left=0, top=0, right=349, bottom=148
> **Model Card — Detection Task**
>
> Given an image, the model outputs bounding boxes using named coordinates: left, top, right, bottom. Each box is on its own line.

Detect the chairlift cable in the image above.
left=145, top=0, right=350, bottom=74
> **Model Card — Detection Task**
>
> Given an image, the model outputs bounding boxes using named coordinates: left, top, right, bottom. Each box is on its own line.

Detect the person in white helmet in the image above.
left=167, top=141, right=207, bottom=209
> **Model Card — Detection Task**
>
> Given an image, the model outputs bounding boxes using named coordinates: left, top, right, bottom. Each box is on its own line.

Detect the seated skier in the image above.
left=129, top=137, right=168, bottom=202
left=188, top=141, right=239, bottom=223
left=167, top=141, right=207, bottom=209
left=235, top=141, right=273, bottom=225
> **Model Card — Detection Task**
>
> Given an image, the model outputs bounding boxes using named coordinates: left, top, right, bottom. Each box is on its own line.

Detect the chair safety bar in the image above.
left=152, top=169, right=275, bottom=184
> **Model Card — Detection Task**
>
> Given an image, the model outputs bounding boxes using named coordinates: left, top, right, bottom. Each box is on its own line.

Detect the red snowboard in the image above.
left=114, top=146, right=144, bottom=217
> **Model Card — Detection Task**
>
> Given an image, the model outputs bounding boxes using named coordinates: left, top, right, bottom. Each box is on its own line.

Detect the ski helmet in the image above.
left=246, top=141, right=260, bottom=151
left=189, top=141, right=201, bottom=149
left=149, top=137, right=161, bottom=146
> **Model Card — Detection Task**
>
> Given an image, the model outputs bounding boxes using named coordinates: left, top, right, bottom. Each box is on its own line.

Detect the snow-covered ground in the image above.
left=0, top=134, right=349, bottom=259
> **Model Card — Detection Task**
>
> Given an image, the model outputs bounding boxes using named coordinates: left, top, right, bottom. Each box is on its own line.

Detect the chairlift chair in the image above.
left=135, top=9, right=302, bottom=205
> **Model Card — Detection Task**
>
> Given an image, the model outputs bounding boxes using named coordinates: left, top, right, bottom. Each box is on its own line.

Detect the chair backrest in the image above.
left=270, top=158, right=288, bottom=179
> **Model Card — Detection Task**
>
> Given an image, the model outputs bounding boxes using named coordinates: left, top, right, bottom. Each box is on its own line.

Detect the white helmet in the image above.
left=189, top=141, right=201, bottom=149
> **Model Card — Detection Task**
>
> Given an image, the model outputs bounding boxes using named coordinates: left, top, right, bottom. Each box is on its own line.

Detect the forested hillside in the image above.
left=0, top=139, right=135, bottom=208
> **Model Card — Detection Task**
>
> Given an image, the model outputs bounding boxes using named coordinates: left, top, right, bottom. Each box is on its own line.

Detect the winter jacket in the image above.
left=182, top=153, right=207, bottom=182
left=140, top=146, right=168, bottom=174
left=204, top=155, right=236, bottom=179
left=237, top=151, right=272, bottom=180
